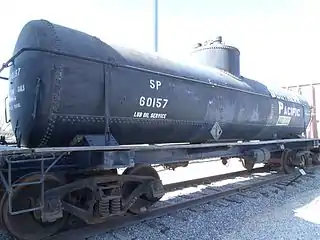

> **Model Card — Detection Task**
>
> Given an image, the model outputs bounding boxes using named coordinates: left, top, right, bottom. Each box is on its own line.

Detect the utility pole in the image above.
left=154, top=0, right=158, bottom=52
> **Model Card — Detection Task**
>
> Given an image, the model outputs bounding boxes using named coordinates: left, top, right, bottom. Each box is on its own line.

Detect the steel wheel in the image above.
left=280, top=149, right=296, bottom=174
left=0, top=173, right=69, bottom=240
left=241, top=159, right=255, bottom=172
left=312, top=152, right=320, bottom=165
left=122, top=164, right=162, bottom=214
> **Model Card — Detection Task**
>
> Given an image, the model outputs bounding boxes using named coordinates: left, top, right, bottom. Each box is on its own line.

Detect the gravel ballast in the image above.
left=89, top=169, right=320, bottom=240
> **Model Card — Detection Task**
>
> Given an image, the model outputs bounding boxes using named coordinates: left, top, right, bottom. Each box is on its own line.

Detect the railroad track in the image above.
left=163, top=166, right=268, bottom=192
left=41, top=165, right=319, bottom=240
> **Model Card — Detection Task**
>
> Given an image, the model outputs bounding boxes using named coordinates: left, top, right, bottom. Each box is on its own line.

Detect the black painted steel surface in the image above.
left=7, top=20, right=311, bottom=148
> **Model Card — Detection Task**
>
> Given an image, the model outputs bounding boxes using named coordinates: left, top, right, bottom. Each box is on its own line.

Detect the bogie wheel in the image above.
left=241, top=159, right=255, bottom=172
left=312, top=152, right=320, bottom=165
left=280, top=149, right=297, bottom=174
left=0, top=173, right=69, bottom=240
left=122, top=164, right=163, bottom=214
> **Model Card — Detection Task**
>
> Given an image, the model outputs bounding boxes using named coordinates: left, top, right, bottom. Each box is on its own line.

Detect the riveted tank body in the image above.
left=8, top=20, right=311, bottom=148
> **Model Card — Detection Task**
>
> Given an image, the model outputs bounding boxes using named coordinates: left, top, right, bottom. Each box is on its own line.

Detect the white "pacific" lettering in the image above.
left=278, top=101, right=300, bottom=117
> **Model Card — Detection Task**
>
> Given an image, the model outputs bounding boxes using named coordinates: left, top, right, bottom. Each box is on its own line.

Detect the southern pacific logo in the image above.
left=278, top=101, right=301, bottom=117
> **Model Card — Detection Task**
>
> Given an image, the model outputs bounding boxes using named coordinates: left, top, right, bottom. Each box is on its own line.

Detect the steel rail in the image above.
left=49, top=173, right=289, bottom=240
left=163, top=166, right=268, bottom=192
left=45, top=166, right=305, bottom=240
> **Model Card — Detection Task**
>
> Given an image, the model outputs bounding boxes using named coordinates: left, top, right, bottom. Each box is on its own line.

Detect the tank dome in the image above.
left=190, top=36, right=240, bottom=76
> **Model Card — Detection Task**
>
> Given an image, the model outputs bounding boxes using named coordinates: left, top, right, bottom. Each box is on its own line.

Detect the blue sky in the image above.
left=0, top=0, right=319, bottom=101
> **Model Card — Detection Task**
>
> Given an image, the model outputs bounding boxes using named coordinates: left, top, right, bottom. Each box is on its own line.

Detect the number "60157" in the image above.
left=139, top=96, right=168, bottom=108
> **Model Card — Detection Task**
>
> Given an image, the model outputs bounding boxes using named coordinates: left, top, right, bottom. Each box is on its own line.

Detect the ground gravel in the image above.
left=89, top=169, right=320, bottom=240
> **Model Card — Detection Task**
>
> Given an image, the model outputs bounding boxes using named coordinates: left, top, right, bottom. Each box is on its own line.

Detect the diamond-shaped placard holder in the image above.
left=210, top=122, right=222, bottom=141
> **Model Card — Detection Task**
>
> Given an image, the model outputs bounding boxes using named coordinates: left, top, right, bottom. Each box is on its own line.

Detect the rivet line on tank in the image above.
left=38, top=22, right=62, bottom=147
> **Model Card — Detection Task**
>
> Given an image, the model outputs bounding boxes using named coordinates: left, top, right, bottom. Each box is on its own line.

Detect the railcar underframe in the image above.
left=0, top=134, right=319, bottom=239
